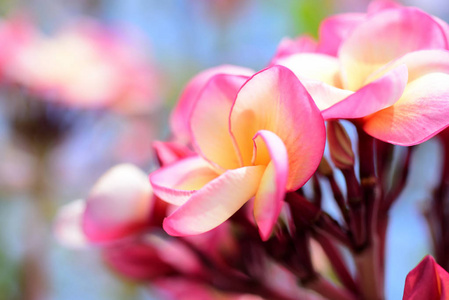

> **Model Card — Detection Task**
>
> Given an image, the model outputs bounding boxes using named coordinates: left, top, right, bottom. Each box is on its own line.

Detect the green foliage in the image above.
left=0, top=0, right=16, bottom=16
left=290, top=0, right=332, bottom=38
left=0, top=250, right=20, bottom=300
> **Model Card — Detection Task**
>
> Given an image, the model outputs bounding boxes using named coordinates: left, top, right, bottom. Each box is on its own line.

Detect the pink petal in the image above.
left=163, top=166, right=265, bottom=236
left=252, top=130, right=288, bottom=241
left=366, top=50, right=449, bottom=84
left=270, top=35, right=317, bottom=63
left=169, top=65, right=254, bottom=143
left=230, top=65, right=326, bottom=190
left=322, top=64, right=408, bottom=120
left=147, top=234, right=203, bottom=275
left=82, top=164, right=153, bottom=242
left=103, top=238, right=175, bottom=280
left=367, top=0, right=403, bottom=14
left=274, top=53, right=342, bottom=87
left=152, top=141, right=195, bottom=166
left=363, top=72, right=449, bottom=145
left=339, top=8, right=448, bottom=91
left=190, top=74, right=247, bottom=170
left=53, top=199, right=88, bottom=249
left=403, top=255, right=449, bottom=300
left=316, top=13, right=366, bottom=56
left=150, top=156, right=219, bottom=206
left=301, top=80, right=353, bottom=111
left=153, top=278, right=225, bottom=300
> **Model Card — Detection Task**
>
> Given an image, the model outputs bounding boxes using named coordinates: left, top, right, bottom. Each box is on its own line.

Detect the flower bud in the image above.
left=327, top=121, right=354, bottom=170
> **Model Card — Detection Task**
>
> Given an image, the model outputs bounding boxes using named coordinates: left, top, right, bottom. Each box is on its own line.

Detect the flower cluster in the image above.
left=55, top=1, right=449, bottom=299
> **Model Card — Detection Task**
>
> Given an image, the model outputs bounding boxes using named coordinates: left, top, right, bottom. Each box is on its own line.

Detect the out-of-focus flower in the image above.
left=273, top=0, right=449, bottom=146
left=1, top=17, right=160, bottom=113
left=151, top=65, right=326, bottom=240
left=402, top=255, right=449, bottom=300
left=54, top=164, right=206, bottom=280
left=54, top=164, right=157, bottom=246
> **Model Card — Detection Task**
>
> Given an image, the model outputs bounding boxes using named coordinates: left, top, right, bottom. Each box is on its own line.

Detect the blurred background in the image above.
left=0, top=0, right=448, bottom=299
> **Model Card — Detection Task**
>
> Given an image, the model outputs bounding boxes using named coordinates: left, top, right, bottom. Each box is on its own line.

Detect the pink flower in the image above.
left=274, top=1, right=449, bottom=145
left=54, top=164, right=156, bottom=246
left=150, top=65, right=325, bottom=240
left=54, top=164, right=204, bottom=280
left=2, top=18, right=160, bottom=113
left=403, top=255, right=449, bottom=300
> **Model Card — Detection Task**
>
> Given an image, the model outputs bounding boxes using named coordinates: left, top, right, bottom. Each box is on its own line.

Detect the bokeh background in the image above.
left=0, top=0, right=448, bottom=299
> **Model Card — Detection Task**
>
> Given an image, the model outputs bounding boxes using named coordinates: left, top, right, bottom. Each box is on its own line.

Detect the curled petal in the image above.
left=230, top=66, right=326, bottom=190
left=150, top=156, right=219, bottom=206
left=190, top=74, right=247, bottom=170
left=363, top=72, right=449, bottom=145
left=252, top=130, right=288, bottom=241
left=169, top=65, right=254, bottom=143
left=163, top=166, right=265, bottom=236
left=82, top=164, right=153, bottom=242
left=322, top=64, right=408, bottom=120
left=317, top=13, right=366, bottom=56
left=339, top=8, right=448, bottom=90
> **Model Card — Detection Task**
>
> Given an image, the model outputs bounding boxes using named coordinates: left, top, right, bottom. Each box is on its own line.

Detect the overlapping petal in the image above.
left=274, top=53, right=342, bottom=87
left=339, top=8, right=448, bottom=91
left=317, top=13, right=366, bottom=56
left=322, top=64, right=408, bottom=120
left=365, top=50, right=449, bottom=84
left=152, top=141, right=194, bottom=167
left=363, top=72, right=449, bottom=145
left=252, top=130, right=288, bottom=241
left=163, top=166, right=265, bottom=236
left=230, top=65, right=325, bottom=190
left=300, top=80, right=353, bottom=111
left=190, top=74, right=247, bottom=170
left=270, top=35, right=317, bottom=63
left=169, top=65, right=254, bottom=143
left=150, top=156, right=219, bottom=206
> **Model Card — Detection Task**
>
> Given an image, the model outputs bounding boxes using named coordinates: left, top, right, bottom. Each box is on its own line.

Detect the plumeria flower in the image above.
left=54, top=164, right=156, bottom=246
left=54, top=164, right=203, bottom=280
left=403, top=255, right=449, bottom=300
left=2, top=18, right=160, bottom=113
left=150, top=65, right=325, bottom=240
left=273, top=1, right=449, bottom=146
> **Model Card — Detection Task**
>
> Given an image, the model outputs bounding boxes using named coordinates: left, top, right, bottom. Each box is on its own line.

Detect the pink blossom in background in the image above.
left=1, top=17, right=160, bottom=113
left=273, top=0, right=449, bottom=146
left=151, top=65, right=326, bottom=240
left=54, top=164, right=157, bottom=246
left=403, top=256, right=449, bottom=300
left=54, top=164, right=204, bottom=280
